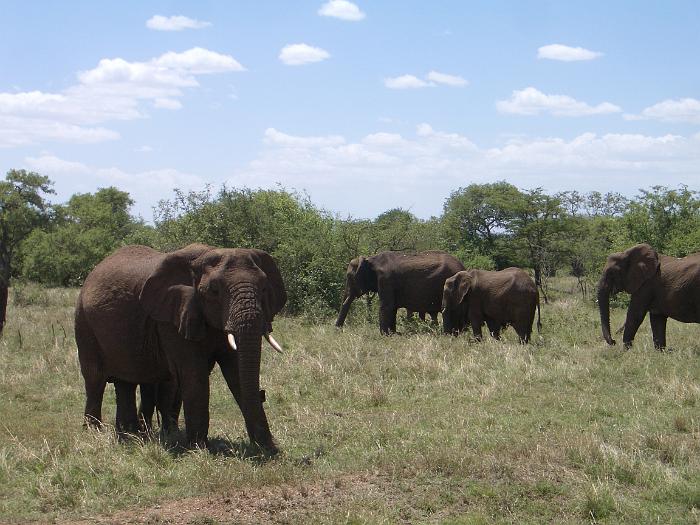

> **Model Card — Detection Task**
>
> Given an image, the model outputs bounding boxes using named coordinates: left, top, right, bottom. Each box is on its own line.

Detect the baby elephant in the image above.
left=442, top=268, right=541, bottom=343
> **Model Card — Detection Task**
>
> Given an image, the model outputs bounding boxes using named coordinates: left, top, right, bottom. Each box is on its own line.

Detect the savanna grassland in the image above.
left=1, top=280, right=699, bottom=524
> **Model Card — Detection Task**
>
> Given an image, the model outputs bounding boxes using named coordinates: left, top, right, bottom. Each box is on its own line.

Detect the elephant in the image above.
left=442, top=268, right=541, bottom=343
left=597, top=243, right=700, bottom=349
left=335, top=251, right=465, bottom=334
left=75, top=243, right=287, bottom=453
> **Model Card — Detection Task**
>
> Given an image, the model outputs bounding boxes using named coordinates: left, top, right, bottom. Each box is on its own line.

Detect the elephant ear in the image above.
left=139, top=245, right=211, bottom=341
left=622, top=243, right=659, bottom=294
left=355, top=256, right=378, bottom=293
left=249, top=249, right=287, bottom=325
left=457, top=272, right=474, bottom=305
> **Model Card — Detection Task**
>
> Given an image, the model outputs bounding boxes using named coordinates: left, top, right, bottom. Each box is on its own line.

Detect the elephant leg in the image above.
left=180, top=365, right=211, bottom=448
left=418, top=312, right=426, bottom=321
left=649, top=313, right=668, bottom=350
left=406, top=310, right=414, bottom=319
left=83, top=375, right=106, bottom=429
left=76, top=315, right=105, bottom=429
left=138, top=383, right=156, bottom=433
left=469, top=312, right=484, bottom=341
left=378, top=295, right=396, bottom=335
left=622, top=295, right=649, bottom=348
left=114, top=381, right=139, bottom=436
left=159, top=380, right=181, bottom=433
left=429, top=312, right=439, bottom=325
left=486, top=319, right=501, bottom=340
left=514, top=322, right=530, bottom=344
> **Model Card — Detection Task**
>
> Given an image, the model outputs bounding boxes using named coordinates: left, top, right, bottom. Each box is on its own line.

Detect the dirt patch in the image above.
left=60, top=473, right=394, bottom=525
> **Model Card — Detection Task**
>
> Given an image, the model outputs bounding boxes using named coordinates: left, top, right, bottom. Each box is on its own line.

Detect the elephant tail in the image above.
left=536, top=296, right=542, bottom=333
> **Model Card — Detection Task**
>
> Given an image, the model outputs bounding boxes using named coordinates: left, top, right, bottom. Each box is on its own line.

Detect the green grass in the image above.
left=1, top=278, right=699, bottom=523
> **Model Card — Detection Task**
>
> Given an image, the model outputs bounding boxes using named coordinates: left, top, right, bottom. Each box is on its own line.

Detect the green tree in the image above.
left=20, top=187, right=140, bottom=286
left=622, top=185, right=700, bottom=255
left=442, top=182, right=523, bottom=267
left=509, top=189, right=570, bottom=303
left=368, top=208, right=422, bottom=253
left=0, top=170, right=54, bottom=332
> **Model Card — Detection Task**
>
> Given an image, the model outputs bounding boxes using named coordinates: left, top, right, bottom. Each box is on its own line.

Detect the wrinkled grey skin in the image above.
left=597, top=243, right=700, bottom=349
left=335, top=251, right=465, bottom=334
left=442, top=268, right=540, bottom=343
left=75, top=244, right=286, bottom=453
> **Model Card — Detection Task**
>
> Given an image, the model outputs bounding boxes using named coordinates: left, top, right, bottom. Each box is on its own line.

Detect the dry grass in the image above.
left=1, top=281, right=699, bottom=523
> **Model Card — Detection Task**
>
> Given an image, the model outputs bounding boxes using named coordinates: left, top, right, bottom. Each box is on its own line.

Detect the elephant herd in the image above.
left=75, top=242, right=700, bottom=454
left=334, top=250, right=541, bottom=342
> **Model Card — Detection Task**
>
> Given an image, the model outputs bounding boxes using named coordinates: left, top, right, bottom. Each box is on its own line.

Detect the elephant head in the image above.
left=139, top=244, right=286, bottom=452
left=335, top=256, right=378, bottom=327
left=597, top=243, right=659, bottom=345
left=442, top=271, right=471, bottom=335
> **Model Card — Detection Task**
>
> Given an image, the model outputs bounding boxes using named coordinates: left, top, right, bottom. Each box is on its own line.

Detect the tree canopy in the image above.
left=2, top=169, right=699, bottom=320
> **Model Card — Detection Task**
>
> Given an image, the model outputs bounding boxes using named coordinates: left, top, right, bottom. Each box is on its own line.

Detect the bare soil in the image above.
left=51, top=473, right=392, bottom=525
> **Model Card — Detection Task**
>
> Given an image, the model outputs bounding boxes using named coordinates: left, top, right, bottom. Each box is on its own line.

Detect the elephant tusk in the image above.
left=227, top=333, right=237, bottom=351
left=264, top=332, right=283, bottom=353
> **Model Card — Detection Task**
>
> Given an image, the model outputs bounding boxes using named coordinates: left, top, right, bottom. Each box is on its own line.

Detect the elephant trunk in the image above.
left=597, top=280, right=616, bottom=345
left=236, top=329, right=277, bottom=454
left=442, top=308, right=455, bottom=335
left=335, top=290, right=356, bottom=328
left=225, top=287, right=277, bottom=454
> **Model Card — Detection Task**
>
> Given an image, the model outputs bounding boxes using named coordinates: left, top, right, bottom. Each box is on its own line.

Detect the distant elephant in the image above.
left=597, top=243, right=700, bottom=349
left=335, top=251, right=465, bottom=334
left=75, top=244, right=286, bottom=453
left=442, top=268, right=541, bottom=343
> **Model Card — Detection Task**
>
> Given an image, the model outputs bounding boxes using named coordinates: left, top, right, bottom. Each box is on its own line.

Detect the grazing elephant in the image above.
left=335, top=251, right=464, bottom=334
left=75, top=244, right=286, bottom=453
left=597, top=243, right=700, bottom=349
left=442, top=268, right=540, bottom=343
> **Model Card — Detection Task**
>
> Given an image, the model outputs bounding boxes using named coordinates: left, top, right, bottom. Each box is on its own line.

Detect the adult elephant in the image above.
left=442, top=268, right=540, bottom=343
left=75, top=244, right=286, bottom=453
left=335, top=251, right=464, bottom=334
left=597, top=243, right=700, bottom=349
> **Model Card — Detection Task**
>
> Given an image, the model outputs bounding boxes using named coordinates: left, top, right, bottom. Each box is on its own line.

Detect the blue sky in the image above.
left=1, top=1, right=699, bottom=220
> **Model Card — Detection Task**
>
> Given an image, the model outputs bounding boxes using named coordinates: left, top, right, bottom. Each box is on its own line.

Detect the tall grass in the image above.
left=1, top=279, right=699, bottom=523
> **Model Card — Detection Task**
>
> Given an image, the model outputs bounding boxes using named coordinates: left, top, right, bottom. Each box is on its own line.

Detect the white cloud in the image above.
left=624, top=98, right=700, bottom=124
left=0, top=116, right=119, bottom=148
left=537, top=44, right=603, bottom=61
left=22, top=154, right=204, bottom=219
left=135, top=145, right=153, bottom=153
left=154, top=97, right=183, bottom=110
left=385, top=72, right=467, bottom=89
left=153, top=47, right=244, bottom=73
left=318, top=0, right=365, bottom=21
left=233, top=126, right=700, bottom=218
left=264, top=128, right=345, bottom=147
left=496, top=87, right=621, bottom=117
left=146, top=15, right=211, bottom=31
left=279, top=44, right=330, bottom=66
left=384, top=75, right=431, bottom=89
left=426, top=71, right=468, bottom=87
left=24, top=154, right=90, bottom=174
left=0, top=48, right=244, bottom=147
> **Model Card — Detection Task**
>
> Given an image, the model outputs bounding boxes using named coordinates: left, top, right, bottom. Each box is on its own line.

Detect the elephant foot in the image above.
left=251, top=438, right=279, bottom=457
left=83, top=415, right=103, bottom=430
